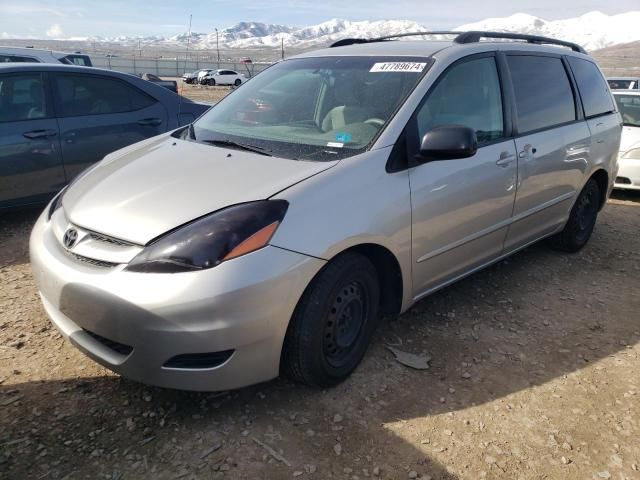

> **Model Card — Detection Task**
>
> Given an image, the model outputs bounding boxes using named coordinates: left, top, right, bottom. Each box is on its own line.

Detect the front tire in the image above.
left=282, top=252, right=380, bottom=387
left=207, top=78, right=216, bottom=86
left=234, top=79, right=242, bottom=87
left=549, top=178, right=600, bottom=252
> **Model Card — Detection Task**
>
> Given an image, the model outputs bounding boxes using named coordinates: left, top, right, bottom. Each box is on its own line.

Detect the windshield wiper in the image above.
left=201, top=139, right=273, bottom=157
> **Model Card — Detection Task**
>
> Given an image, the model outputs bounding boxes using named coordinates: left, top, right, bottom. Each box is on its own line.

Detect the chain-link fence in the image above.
left=89, top=55, right=274, bottom=78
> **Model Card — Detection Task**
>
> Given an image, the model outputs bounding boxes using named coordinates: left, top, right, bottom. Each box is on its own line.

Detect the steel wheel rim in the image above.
left=576, top=189, right=597, bottom=241
left=323, top=281, right=367, bottom=368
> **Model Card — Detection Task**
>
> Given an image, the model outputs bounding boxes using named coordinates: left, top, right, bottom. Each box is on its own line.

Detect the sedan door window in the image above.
left=53, top=74, right=156, bottom=117
left=0, top=73, right=47, bottom=122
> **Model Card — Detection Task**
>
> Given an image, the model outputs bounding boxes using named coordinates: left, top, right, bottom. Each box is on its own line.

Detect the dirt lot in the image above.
left=1, top=192, right=639, bottom=480
left=178, top=81, right=235, bottom=105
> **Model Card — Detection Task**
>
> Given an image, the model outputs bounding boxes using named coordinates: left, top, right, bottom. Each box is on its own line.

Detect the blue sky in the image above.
left=0, top=0, right=638, bottom=38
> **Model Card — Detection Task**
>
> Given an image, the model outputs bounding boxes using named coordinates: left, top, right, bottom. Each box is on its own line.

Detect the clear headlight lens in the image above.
left=622, top=148, right=640, bottom=160
left=126, top=200, right=288, bottom=273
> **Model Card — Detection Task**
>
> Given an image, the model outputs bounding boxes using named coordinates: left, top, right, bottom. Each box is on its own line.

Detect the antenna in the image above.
left=178, top=13, right=192, bottom=123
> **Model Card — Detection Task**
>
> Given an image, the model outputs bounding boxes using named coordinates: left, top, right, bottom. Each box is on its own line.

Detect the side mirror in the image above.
left=418, top=125, right=478, bottom=162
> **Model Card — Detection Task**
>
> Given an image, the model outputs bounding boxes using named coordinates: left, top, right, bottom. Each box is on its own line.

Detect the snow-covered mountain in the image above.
left=31, top=11, right=640, bottom=51
left=457, top=11, right=640, bottom=51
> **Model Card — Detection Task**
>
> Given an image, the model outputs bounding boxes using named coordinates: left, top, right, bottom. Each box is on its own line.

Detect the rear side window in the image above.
left=608, top=79, right=637, bottom=90
left=508, top=55, right=576, bottom=134
left=0, top=73, right=47, bottom=122
left=53, top=74, right=156, bottom=117
left=567, top=57, right=615, bottom=118
left=61, top=55, right=92, bottom=67
left=0, top=55, right=38, bottom=63
left=416, top=56, right=504, bottom=145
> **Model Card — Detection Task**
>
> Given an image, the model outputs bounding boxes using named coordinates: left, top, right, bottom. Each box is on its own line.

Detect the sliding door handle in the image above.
left=496, top=151, right=515, bottom=167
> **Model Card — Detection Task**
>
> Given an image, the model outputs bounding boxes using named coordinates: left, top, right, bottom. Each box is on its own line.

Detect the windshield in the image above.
left=189, top=56, right=431, bottom=161
left=614, top=94, right=640, bottom=127
left=608, top=79, right=637, bottom=90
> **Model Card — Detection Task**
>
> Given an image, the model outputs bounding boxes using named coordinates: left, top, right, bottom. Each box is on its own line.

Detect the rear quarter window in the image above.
left=567, top=57, right=615, bottom=118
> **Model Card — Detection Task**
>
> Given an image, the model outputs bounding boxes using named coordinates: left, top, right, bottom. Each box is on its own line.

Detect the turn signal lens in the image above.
left=223, top=221, right=280, bottom=261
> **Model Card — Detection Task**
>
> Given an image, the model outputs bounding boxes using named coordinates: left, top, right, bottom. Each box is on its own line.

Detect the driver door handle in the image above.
left=137, top=117, right=162, bottom=127
left=23, top=129, right=57, bottom=139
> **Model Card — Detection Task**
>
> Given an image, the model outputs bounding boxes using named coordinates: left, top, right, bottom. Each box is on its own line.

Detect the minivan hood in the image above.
left=63, top=136, right=337, bottom=245
left=620, top=125, right=640, bottom=153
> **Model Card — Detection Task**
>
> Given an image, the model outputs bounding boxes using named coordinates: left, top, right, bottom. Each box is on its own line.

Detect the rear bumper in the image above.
left=614, top=157, right=640, bottom=190
left=30, top=209, right=325, bottom=391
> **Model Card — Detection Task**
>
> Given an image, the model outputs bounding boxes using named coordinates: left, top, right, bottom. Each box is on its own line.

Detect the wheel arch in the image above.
left=589, top=168, right=609, bottom=211
left=341, top=243, right=404, bottom=316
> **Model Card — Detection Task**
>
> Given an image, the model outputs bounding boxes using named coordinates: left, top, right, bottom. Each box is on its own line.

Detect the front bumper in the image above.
left=614, top=156, right=640, bottom=190
left=29, top=209, right=325, bottom=391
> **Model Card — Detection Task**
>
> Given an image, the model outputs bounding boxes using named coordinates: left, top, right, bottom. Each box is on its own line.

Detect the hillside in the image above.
left=591, top=40, right=640, bottom=77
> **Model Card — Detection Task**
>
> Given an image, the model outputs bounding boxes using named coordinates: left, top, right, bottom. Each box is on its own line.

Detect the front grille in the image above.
left=84, top=330, right=133, bottom=356
left=616, top=176, right=632, bottom=185
left=163, top=350, right=234, bottom=369
left=68, top=252, right=118, bottom=268
left=89, top=232, right=135, bottom=247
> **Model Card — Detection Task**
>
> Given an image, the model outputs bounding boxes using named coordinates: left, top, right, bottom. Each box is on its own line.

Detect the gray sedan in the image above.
left=0, top=64, right=209, bottom=209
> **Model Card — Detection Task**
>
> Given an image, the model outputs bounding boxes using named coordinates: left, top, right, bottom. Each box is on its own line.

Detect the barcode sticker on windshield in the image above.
left=370, top=62, right=427, bottom=73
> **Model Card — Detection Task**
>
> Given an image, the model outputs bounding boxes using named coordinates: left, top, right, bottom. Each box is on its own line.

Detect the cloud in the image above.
left=46, top=24, right=63, bottom=38
left=0, top=5, right=67, bottom=17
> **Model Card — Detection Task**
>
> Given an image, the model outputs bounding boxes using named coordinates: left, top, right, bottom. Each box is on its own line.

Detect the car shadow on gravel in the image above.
left=0, top=208, right=40, bottom=268
left=1, top=202, right=639, bottom=479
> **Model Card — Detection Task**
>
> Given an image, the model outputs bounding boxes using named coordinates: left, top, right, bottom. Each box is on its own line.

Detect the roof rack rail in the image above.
left=329, top=31, right=459, bottom=48
left=329, top=30, right=587, bottom=54
left=454, top=31, right=586, bottom=53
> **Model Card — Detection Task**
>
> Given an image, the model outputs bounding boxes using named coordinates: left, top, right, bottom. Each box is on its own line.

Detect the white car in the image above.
left=613, top=90, right=640, bottom=190
left=196, top=69, right=214, bottom=84
left=0, top=46, right=92, bottom=66
left=201, top=69, right=246, bottom=86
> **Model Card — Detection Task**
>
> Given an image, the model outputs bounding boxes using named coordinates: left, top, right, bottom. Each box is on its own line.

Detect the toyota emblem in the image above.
left=63, top=228, right=78, bottom=249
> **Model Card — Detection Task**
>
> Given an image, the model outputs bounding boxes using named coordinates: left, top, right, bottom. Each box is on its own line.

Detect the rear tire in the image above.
left=549, top=178, right=600, bottom=252
left=282, top=252, right=380, bottom=387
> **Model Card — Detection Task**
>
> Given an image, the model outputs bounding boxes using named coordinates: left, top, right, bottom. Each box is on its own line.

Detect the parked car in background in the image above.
left=182, top=71, right=198, bottom=84
left=0, top=46, right=92, bottom=66
left=138, top=72, right=178, bottom=93
left=201, top=69, right=246, bottom=86
left=612, top=90, right=640, bottom=190
left=607, top=77, right=639, bottom=90
left=0, top=64, right=209, bottom=209
left=30, top=32, right=620, bottom=391
left=196, top=69, right=214, bottom=84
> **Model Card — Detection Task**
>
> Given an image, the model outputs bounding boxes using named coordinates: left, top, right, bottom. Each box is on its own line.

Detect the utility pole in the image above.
left=186, top=13, right=192, bottom=58
left=215, top=28, right=220, bottom=65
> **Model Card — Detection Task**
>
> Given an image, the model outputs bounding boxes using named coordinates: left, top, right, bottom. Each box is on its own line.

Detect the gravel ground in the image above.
left=1, top=192, right=639, bottom=480
left=178, top=82, right=235, bottom=104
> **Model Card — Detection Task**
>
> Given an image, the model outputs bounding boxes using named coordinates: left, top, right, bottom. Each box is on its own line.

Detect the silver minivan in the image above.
left=30, top=32, right=621, bottom=391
